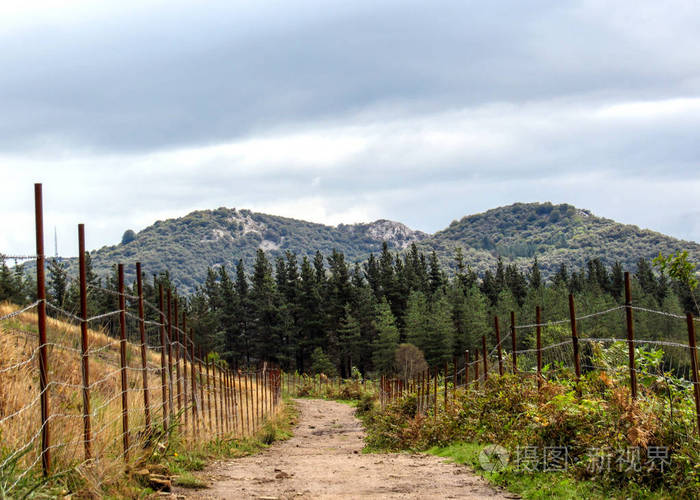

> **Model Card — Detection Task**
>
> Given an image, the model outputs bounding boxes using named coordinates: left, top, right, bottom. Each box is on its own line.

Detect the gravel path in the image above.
left=176, top=398, right=510, bottom=499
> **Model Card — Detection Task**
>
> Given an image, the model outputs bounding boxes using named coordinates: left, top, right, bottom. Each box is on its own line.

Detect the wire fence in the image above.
left=0, top=186, right=282, bottom=495
left=0, top=295, right=282, bottom=494
left=379, top=277, right=700, bottom=451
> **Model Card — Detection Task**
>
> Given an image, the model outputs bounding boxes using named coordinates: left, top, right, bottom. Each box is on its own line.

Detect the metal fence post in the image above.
left=182, top=311, right=188, bottom=433
left=481, top=335, right=488, bottom=381
left=158, top=285, right=169, bottom=427
left=685, top=313, right=700, bottom=438
left=166, top=289, right=175, bottom=428
left=510, top=311, right=517, bottom=373
left=464, top=351, right=469, bottom=386
left=568, top=294, right=582, bottom=393
left=536, top=305, right=542, bottom=392
left=174, top=298, right=182, bottom=424
left=624, top=272, right=638, bottom=400
left=78, top=224, right=92, bottom=460
left=118, top=264, right=130, bottom=460
left=34, top=183, right=50, bottom=476
left=136, top=262, right=151, bottom=434
left=494, top=316, right=504, bottom=376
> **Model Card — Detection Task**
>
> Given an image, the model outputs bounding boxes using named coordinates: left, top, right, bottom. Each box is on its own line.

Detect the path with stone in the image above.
left=175, top=398, right=511, bottom=499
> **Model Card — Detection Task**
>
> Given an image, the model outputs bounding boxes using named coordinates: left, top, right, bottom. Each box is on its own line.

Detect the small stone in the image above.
left=149, top=474, right=172, bottom=492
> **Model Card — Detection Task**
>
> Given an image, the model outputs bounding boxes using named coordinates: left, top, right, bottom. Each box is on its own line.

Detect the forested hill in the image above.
left=87, top=202, right=699, bottom=292
left=424, top=202, right=700, bottom=277
left=92, top=208, right=428, bottom=292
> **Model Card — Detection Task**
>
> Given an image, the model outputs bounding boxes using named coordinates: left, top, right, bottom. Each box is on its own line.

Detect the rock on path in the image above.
left=175, top=398, right=510, bottom=499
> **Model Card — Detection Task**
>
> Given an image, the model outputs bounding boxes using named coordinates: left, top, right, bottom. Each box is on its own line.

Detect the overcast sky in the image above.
left=1, top=0, right=699, bottom=257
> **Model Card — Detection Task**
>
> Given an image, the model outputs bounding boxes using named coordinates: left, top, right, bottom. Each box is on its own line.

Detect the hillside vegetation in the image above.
left=427, top=202, right=700, bottom=276
left=82, top=203, right=699, bottom=293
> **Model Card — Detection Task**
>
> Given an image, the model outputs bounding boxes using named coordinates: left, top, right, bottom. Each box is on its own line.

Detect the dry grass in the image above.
left=0, top=302, right=278, bottom=496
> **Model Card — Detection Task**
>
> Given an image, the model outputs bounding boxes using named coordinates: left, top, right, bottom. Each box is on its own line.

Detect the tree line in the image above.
left=0, top=243, right=695, bottom=377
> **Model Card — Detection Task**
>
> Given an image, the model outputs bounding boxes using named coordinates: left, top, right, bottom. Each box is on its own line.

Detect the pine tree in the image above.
left=609, top=261, right=624, bottom=300
left=219, top=266, right=237, bottom=361
left=298, top=256, right=324, bottom=371
left=338, top=305, right=362, bottom=377
left=233, top=259, right=251, bottom=362
left=249, top=249, right=282, bottom=362
left=364, top=253, right=381, bottom=299
left=326, top=249, right=351, bottom=338
left=529, top=257, right=542, bottom=290
left=309, top=347, right=338, bottom=377
left=428, top=251, right=444, bottom=295
left=404, top=291, right=429, bottom=354
left=424, top=292, right=454, bottom=367
left=47, top=258, right=68, bottom=309
left=372, top=299, right=399, bottom=375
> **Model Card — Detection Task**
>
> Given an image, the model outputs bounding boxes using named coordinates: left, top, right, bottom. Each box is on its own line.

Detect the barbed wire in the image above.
left=0, top=254, right=38, bottom=261
left=0, top=300, right=41, bottom=321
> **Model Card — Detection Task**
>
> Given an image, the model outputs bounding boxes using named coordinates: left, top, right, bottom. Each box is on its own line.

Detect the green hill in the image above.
left=426, top=202, right=700, bottom=276
left=91, top=208, right=428, bottom=291
left=85, top=202, right=700, bottom=292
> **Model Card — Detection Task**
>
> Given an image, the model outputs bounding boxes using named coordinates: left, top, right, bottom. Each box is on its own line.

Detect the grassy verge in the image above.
left=357, top=368, right=699, bottom=498
left=160, top=400, right=298, bottom=492
left=426, top=443, right=670, bottom=500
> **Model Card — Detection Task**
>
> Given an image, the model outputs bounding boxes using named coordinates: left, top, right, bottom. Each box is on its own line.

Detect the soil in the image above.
left=174, top=399, right=511, bottom=499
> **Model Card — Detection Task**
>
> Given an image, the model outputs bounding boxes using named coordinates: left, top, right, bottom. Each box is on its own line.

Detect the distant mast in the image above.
left=54, top=227, right=58, bottom=258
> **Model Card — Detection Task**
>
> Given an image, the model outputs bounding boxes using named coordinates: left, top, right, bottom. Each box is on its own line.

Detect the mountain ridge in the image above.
left=87, top=202, right=700, bottom=292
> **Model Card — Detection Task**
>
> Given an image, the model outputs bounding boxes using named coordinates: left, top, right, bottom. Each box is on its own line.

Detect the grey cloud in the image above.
left=2, top=0, right=699, bottom=153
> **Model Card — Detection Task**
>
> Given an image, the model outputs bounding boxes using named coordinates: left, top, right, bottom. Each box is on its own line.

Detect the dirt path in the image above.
left=176, top=399, right=510, bottom=499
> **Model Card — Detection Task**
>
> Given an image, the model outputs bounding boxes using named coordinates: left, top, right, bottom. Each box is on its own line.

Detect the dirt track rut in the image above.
left=176, top=398, right=509, bottom=499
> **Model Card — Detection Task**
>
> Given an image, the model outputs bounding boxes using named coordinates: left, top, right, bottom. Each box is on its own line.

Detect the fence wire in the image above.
left=0, top=293, right=282, bottom=495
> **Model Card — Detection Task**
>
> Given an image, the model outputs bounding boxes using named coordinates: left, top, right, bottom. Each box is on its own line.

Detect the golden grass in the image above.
left=0, top=302, right=279, bottom=494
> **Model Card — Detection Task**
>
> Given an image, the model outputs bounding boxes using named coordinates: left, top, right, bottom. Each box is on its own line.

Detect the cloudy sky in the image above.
left=1, top=0, right=699, bottom=257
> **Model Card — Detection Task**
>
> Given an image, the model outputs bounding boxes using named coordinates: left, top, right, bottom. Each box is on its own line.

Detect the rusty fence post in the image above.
left=536, top=305, right=542, bottom=392
left=197, top=344, right=204, bottom=436
left=510, top=311, right=517, bottom=373
left=182, top=312, right=188, bottom=434
left=624, top=272, right=638, bottom=400
left=417, top=372, right=422, bottom=413
left=443, top=362, right=448, bottom=410
left=174, top=298, right=182, bottom=425
left=223, top=367, right=230, bottom=434
left=167, top=289, right=175, bottom=428
left=494, top=316, right=504, bottom=376
left=118, top=264, right=130, bottom=461
left=263, top=365, right=268, bottom=419
left=465, top=351, right=469, bottom=387
left=190, top=333, right=197, bottom=437
left=34, top=184, right=50, bottom=476
left=212, top=359, right=221, bottom=437
left=158, top=285, right=169, bottom=428
left=246, top=369, right=253, bottom=434
left=425, top=371, right=430, bottom=413
left=231, top=369, right=237, bottom=433
left=474, top=349, right=479, bottom=387
left=685, top=313, right=700, bottom=438
left=78, top=224, right=92, bottom=460
left=452, top=357, right=457, bottom=404
left=482, top=335, right=488, bottom=381
left=568, top=294, right=582, bottom=393
left=433, top=368, right=438, bottom=417
left=242, top=369, right=250, bottom=436
left=205, top=351, right=213, bottom=434
left=219, top=364, right=227, bottom=434
left=136, top=263, right=151, bottom=434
